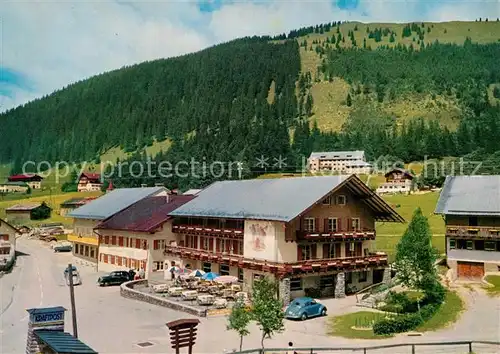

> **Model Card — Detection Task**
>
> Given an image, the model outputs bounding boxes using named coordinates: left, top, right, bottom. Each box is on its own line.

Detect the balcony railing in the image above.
left=297, top=229, right=376, bottom=241
left=172, top=224, right=244, bottom=237
left=446, top=225, right=500, bottom=239
left=164, top=245, right=387, bottom=276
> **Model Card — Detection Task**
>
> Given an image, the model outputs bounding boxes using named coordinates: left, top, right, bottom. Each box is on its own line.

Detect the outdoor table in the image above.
left=181, top=290, right=198, bottom=301
left=197, top=294, right=215, bottom=305
left=168, top=287, right=184, bottom=296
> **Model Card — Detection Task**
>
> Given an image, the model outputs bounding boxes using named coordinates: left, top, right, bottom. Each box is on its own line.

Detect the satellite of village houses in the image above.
left=1, top=1, right=500, bottom=354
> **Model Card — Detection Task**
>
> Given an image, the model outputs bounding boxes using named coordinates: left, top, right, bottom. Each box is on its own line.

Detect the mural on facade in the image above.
left=248, top=222, right=271, bottom=252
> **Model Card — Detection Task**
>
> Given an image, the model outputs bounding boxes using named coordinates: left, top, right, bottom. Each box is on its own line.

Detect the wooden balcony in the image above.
left=172, top=224, right=244, bottom=238
left=297, top=229, right=376, bottom=241
left=446, top=225, right=500, bottom=239
left=164, top=245, right=387, bottom=277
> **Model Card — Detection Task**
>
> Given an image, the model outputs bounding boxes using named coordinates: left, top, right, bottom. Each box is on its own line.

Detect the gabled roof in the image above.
left=435, top=175, right=500, bottom=216
left=309, top=150, right=365, bottom=160
left=384, top=168, right=414, bottom=179
left=67, top=187, right=166, bottom=220
left=0, top=218, right=20, bottom=233
left=6, top=203, right=43, bottom=211
left=183, top=189, right=203, bottom=195
left=8, top=174, right=43, bottom=181
left=34, top=331, right=97, bottom=354
left=169, top=175, right=404, bottom=223
left=79, top=172, right=101, bottom=182
left=96, top=195, right=196, bottom=232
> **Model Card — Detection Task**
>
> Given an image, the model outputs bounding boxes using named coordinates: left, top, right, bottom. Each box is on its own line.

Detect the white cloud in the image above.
left=1, top=0, right=499, bottom=112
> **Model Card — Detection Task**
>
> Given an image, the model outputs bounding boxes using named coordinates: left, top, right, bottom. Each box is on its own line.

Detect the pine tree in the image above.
left=346, top=93, right=352, bottom=107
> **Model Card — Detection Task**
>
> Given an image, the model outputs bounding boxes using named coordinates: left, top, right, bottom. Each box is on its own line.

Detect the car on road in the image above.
left=284, top=297, right=327, bottom=320
left=97, top=271, right=131, bottom=286
left=53, top=242, right=72, bottom=252
left=64, top=265, right=81, bottom=286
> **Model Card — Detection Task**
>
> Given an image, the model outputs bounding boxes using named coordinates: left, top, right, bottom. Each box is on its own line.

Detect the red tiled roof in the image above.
left=95, top=195, right=196, bottom=232
left=79, top=172, right=101, bottom=182
left=8, top=174, right=43, bottom=181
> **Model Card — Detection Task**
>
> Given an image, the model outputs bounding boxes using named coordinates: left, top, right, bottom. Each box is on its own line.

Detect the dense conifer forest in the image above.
left=1, top=22, right=500, bottom=190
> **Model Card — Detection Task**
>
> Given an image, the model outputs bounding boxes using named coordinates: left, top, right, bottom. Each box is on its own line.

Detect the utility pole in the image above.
left=67, top=263, right=78, bottom=338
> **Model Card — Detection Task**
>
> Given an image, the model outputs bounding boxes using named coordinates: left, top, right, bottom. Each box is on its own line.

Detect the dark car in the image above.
left=97, top=271, right=131, bottom=286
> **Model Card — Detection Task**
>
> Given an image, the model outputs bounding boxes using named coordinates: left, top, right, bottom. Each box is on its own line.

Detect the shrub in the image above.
left=373, top=303, right=440, bottom=335
left=379, top=303, right=403, bottom=313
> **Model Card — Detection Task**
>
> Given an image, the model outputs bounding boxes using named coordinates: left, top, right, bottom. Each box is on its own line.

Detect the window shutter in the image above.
left=209, top=238, right=214, bottom=251
left=311, top=244, right=317, bottom=259
left=111, top=236, right=116, bottom=245
left=315, top=218, right=320, bottom=232
left=338, top=218, right=342, bottom=232
left=324, top=219, right=329, bottom=233
left=118, top=237, right=124, bottom=247
left=216, top=239, right=221, bottom=252
left=194, top=236, right=198, bottom=249
left=135, top=239, right=141, bottom=249
left=356, top=242, right=362, bottom=257
left=323, top=243, right=330, bottom=259
left=335, top=244, right=341, bottom=258
left=143, top=241, right=148, bottom=250
left=154, top=240, right=159, bottom=249
left=226, top=240, right=231, bottom=252
left=297, top=246, right=303, bottom=261
left=105, top=236, right=109, bottom=244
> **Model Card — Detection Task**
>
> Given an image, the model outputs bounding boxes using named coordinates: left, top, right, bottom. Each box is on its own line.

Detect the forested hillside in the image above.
left=1, top=21, right=500, bottom=190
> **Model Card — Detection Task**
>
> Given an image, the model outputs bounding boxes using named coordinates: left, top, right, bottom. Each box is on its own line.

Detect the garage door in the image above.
left=457, top=262, right=484, bottom=279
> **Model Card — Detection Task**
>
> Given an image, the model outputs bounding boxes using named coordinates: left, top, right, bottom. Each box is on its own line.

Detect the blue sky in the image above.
left=1, top=0, right=499, bottom=112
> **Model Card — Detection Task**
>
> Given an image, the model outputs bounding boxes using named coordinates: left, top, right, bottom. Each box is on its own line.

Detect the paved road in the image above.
left=1, top=237, right=499, bottom=354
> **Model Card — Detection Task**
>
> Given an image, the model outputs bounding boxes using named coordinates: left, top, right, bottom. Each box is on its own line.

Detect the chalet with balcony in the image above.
left=435, top=176, right=500, bottom=280
left=94, top=193, right=195, bottom=278
left=8, top=174, right=43, bottom=190
left=376, top=168, right=415, bottom=195
left=166, top=175, right=404, bottom=304
left=67, top=187, right=168, bottom=265
left=77, top=172, right=102, bottom=192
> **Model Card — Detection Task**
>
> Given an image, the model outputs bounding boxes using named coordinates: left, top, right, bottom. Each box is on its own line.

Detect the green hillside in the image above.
left=0, top=22, right=500, bottom=190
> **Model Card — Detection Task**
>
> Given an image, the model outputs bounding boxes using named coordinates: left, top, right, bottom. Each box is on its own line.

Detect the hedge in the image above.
left=373, top=303, right=439, bottom=335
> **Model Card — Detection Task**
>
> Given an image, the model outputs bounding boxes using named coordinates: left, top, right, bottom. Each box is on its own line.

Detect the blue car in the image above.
left=284, top=297, right=327, bottom=320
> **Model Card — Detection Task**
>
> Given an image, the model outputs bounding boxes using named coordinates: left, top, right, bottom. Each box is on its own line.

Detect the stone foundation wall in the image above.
left=334, top=273, right=345, bottom=298
left=120, top=280, right=207, bottom=317
left=279, top=278, right=291, bottom=306
left=382, top=268, right=391, bottom=284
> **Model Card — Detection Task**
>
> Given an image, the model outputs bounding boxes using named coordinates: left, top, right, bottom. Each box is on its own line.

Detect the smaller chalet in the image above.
left=5, top=203, right=52, bottom=223
left=0, top=181, right=29, bottom=193
left=376, top=168, right=414, bottom=195
left=77, top=173, right=102, bottom=192
left=8, top=174, right=43, bottom=189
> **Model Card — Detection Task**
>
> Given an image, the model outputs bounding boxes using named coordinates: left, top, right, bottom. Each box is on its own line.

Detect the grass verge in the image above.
left=327, top=311, right=393, bottom=339
left=483, top=275, right=500, bottom=296
left=416, top=290, right=464, bottom=332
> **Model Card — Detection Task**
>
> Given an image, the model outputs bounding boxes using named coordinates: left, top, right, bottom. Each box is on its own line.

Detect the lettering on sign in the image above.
left=33, top=312, right=64, bottom=323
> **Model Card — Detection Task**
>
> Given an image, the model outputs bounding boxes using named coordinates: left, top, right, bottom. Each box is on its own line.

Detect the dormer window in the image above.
left=322, top=196, right=331, bottom=205
left=337, top=195, right=346, bottom=205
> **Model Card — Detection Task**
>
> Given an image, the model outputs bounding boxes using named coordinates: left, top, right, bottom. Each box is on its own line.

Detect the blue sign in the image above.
left=34, top=312, right=64, bottom=323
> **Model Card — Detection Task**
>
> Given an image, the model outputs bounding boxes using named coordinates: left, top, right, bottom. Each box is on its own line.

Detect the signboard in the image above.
left=27, top=307, right=66, bottom=331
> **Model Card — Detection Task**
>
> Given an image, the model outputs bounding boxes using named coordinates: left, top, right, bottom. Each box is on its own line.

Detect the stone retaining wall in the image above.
left=120, top=280, right=207, bottom=317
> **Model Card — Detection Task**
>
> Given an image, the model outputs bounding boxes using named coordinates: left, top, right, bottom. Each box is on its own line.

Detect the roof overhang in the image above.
left=291, top=174, right=405, bottom=223
left=0, top=218, right=20, bottom=233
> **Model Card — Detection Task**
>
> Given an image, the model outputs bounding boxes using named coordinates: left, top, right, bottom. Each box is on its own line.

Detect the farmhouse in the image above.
left=0, top=218, right=18, bottom=252
left=165, top=175, right=403, bottom=304
left=0, top=182, right=29, bottom=193
left=8, top=174, right=43, bottom=189
left=376, top=168, right=415, bottom=195
left=94, top=193, right=196, bottom=278
left=308, top=151, right=372, bottom=175
left=435, top=175, right=500, bottom=280
left=77, top=172, right=102, bottom=192
left=5, top=203, right=52, bottom=223
left=67, top=187, right=168, bottom=265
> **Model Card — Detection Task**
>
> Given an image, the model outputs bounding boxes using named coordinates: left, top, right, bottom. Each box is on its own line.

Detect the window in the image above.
left=320, top=275, right=334, bottom=289
left=351, top=218, right=360, bottom=231
left=469, top=216, right=478, bottom=226
left=475, top=240, right=484, bottom=251
left=299, top=245, right=313, bottom=260
left=90, top=248, right=95, bottom=259
left=85, top=246, right=89, bottom=257
left=154, top=240, right=160, bottom=250
left=135, top=239, right=141, bottom=249
left=154, top=261, right=163, bottom=271
left=103, top=254, right=108, bottom=263
left=220, top=264, right=230, bottom=276
left=238, top=268, right=244, bottom=283
left=290, top=278, right=302, bottom=291
left=74, top=244, right=79, bottom=254
left=111, top=236, right=117, bottom=245
left=117, top=257, right=122, bottom=266
left=304, top=218, right=315, bottom=232
left=202, top=237, right=209, bottom=250
left=457, top=239, right=467, bottom=249
left=142, top=240, right=148, bottom=250
left=322, top=196, right=331, bottom=205
left=336, top=195, right=346, bottom=205
left=104, top=236, right=109, bottom=245
left=346, top=272, right=353, bottom=284
left=118, top=237, right=124, bottom=247
left=110, top=255, right=115, bottom=264
left=466, top=240, right=473, bottom=250
left=327, top=218, right=338, bottom=232
left=358, top=271, right=368, bottom=282
left=449, top=239, right=456, bottom=249
left=485, top=241, right=496, bottom=251
left=202, top=262, right=211, bottom=273
left=253, top=274, right=264, bottom=286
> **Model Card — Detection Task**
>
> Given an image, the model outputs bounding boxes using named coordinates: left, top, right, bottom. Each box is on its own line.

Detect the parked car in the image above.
left=53, top=242, right=72, bottom=252
left=284, top=297, right=327, bottom=320
left=97, top=271, right=131, bottom=286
